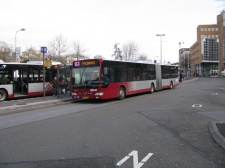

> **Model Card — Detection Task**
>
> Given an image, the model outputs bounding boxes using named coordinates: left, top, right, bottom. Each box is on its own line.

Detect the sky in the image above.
left=0, top=0, right=224, bottom=63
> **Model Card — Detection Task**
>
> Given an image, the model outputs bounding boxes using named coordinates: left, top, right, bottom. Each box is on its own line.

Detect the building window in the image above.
left=202, top=38, right=219, bottom=61
left=215, top=28, right=218, bottom=31
left=204, top=28, right=207, bottom=31
left=200, top=28, right=204, bottom=31
left=212, top=28, right=215, bottom=31
left=208, top=28, right=211, bottom=31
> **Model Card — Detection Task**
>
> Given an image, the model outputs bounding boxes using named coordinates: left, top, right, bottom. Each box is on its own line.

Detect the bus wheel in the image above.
left=150, top=84, right=154, bottom=94
left=118, top=87, right=125, bottom=100
left=0, top=89, right=7, bottom=101
left=170, top=81, right=173, bottom=89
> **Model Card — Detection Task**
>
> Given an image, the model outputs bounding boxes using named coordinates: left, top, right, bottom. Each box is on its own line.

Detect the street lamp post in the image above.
left=15, top=28, right=26, bottom=62
left=156, top=34, right=165, bottom=63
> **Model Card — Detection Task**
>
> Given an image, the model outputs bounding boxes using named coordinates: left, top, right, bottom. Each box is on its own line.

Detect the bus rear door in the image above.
left=13, top=68, right=28, bottom=97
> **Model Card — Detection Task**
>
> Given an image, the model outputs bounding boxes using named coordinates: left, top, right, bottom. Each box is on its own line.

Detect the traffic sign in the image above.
left=44, top=60, right=52, bottom=67
left=41, top=47, right=47, bottom=53
left=16, top=47, right=21, bottom=57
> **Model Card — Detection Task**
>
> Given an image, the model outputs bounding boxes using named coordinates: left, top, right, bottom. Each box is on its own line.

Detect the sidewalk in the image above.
left=209, top=122, right=225, bottom=150
left=0, top=93, right=74, bottom=116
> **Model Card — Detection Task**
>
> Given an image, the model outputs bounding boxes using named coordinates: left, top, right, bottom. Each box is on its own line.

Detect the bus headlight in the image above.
left=95, top=92, right=104, bottom=96
left=72, top=93, right=77, bottom=96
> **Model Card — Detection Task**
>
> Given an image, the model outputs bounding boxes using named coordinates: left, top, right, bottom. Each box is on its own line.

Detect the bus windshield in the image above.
left=72, top=66, right=100, bottom=88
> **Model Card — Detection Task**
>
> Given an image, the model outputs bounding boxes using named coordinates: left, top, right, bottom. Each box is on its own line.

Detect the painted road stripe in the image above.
left=117, top=156, right=130, bottom=166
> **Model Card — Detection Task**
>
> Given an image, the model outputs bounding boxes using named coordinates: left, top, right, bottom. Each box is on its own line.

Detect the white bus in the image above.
left=0, top=61, right=71, bottom=101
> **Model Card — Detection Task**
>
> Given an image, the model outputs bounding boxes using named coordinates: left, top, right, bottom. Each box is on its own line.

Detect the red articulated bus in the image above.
left=71, top=59, right=179, bottom=100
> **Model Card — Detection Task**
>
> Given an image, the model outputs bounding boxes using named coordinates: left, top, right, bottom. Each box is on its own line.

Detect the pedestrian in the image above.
left=60, top=79, right=68, bottom=94
left=179, top=72, right=183, bottom=82
left=51, top=76, right=58, bottom=96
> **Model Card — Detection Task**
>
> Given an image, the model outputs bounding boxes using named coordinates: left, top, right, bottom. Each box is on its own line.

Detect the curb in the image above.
left=0, top=98, right=74, bottom=116
left=208, top=121, right=225, bottom=149
left=181, top=78, right=198, bottom=83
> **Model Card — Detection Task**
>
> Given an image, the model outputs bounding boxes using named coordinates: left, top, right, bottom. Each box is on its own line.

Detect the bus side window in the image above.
left=108, top=70, right=114, bottom=82
left=31, top=77, right=36, bottom=82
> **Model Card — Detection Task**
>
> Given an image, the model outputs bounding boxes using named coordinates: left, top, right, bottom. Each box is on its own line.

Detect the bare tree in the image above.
left=0, top=42, right=14, bottom=62
left=112, top=43, right=122, bottom=60
left=122, top=41, right=139, bottom=61
left=24, top=46, right=41, bottom=61
left=54, top=56, right=67, bottom=64
left=137, top=54, right=148, bottom=61
left=72, top=41, right=87, bottom=60
left=48, top=34, right=68, bottom=57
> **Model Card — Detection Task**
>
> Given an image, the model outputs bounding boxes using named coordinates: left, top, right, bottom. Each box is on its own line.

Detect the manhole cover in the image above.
left=192, top=104, right=202, bottom=107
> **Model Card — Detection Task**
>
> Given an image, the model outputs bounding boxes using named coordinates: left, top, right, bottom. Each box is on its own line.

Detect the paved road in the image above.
left=0, top=77, right=225, bottom=168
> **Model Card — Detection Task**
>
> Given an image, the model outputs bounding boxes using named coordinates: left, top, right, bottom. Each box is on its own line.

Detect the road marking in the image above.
left=117, top=156, right=130, bottom=166
left=117, top=150, right=153, bottom=168
left=192, top=104, right=202, bottom=107
left=211, top=93, right=218, bottom=95
left=219, top=88, right=225, bottom=90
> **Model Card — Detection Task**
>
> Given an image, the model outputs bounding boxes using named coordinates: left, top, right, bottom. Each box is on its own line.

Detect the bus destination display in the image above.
left=73, top=60, right=99, bottom=67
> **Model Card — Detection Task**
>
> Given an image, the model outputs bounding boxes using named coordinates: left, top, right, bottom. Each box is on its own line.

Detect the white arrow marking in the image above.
left=117, top=150, right=153, bottom=168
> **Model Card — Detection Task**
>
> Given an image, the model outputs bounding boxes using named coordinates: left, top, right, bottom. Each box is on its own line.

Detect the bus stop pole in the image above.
left=70, top=66, right=72, bottom=96
left=57, top=65, right=60, bottom=98
left=43, top=52, right=45, bottom=99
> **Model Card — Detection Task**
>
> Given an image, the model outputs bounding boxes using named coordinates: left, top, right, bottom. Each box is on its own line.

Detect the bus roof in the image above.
left=27, top=61, right=62, bottom=65
left=0, top=61, right=62, bottom=66
left=100, top=59, right=178, bottom=66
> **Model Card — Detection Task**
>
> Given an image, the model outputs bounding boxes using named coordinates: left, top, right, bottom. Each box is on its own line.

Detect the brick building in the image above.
left=186, top=12, right=225, bottom=77
left=190, top=24, right=219, bottom=76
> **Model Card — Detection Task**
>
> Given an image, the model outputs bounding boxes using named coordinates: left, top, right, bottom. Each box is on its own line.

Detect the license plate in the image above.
left=82, top=96, right=89, bottom=99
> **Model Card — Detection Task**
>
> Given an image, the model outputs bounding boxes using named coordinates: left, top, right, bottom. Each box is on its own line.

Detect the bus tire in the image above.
left=150, top=83, right=154, bottom=94
left=0, top=89, right=7, bottom=101
left=118, top=87, right=125, bottom=100
left=170, top=81, right=173, bottom=89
